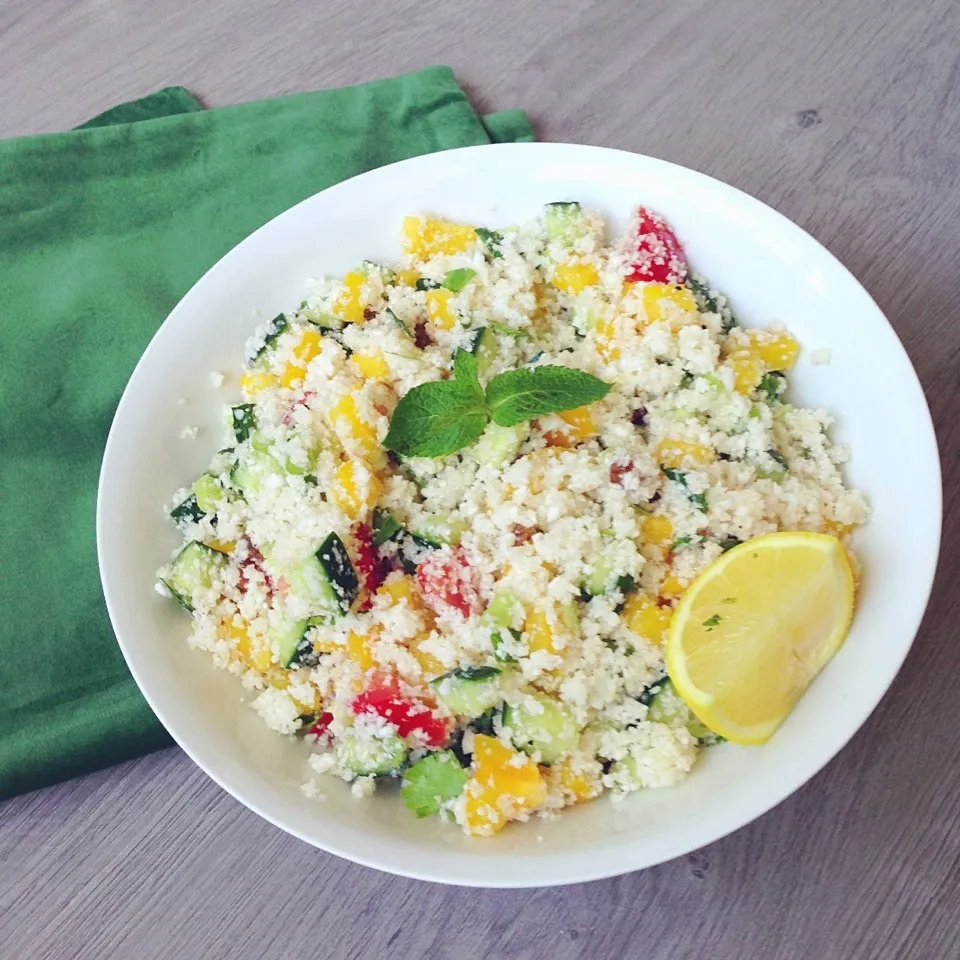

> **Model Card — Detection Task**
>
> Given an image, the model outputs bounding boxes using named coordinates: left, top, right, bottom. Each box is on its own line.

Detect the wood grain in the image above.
left=2, top=0, right=958, bottom=957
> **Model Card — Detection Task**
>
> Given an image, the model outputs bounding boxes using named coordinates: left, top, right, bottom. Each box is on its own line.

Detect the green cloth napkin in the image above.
left=0, top=67, right=533, bottom=799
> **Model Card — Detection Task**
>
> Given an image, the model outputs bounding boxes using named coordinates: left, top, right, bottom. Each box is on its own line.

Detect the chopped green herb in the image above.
left=475, top=227, right=504, bottom=259
left=702, top=614, right=722, bottom=630
left=386, top=307, right=413, bottom=339
left=372, top=507, right=403, bottom=546
left=662, top=467, right=688, bottom=485
left=718, top=538, right=742, bottom=552
left=489, top=321, right=534, bottom=340
left=689, top=492, right=708, bottom=512
left=415, top=278, right=441, bottom=291
left=721, top=597, right=737, bottom=604
left=767, top=449, right=789, bottom=470
left=758, top=371, right=786, bottom=403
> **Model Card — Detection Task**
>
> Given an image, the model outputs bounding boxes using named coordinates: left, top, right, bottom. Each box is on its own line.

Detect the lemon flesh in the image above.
left=665, top=532, right=855, bottom=745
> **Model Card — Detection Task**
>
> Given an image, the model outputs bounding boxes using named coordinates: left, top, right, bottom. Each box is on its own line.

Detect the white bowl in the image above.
left=97, top=143, right=941, bottom=887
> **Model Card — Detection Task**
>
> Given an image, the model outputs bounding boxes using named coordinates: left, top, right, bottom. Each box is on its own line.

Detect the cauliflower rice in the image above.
left=157, top=203, right=868, bottom=836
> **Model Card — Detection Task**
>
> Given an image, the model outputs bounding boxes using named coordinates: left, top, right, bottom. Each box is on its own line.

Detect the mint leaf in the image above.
left=475, top=227, right=503, bottom=259
left=401, top=750, right=468, bottom=818
left=443, top=268, right=476, bottom=292
left=485, top=366, right=611, bottom=427
left=384, top=350, right=487, bottom=457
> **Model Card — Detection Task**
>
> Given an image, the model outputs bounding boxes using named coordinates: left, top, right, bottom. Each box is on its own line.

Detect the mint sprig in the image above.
left=383, top=350, right=487, bottom=458
left=384, top=350, right=611, bottom=458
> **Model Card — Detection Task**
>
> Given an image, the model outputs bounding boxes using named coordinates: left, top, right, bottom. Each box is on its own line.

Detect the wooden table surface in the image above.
left=3, top=1, right=958, bottom=957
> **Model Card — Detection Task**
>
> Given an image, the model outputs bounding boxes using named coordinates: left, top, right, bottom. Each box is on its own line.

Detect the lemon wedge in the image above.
left=665, top=532, right=855, bottom=745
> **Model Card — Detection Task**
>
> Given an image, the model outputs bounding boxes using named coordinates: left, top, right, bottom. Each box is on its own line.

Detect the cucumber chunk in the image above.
left=170, top=494, right=204, bottom=525
left=335, top=729, right=407, bottom=776
left=472, top=421, right=528, bottom=468
left=251, top=313, right=288, bottom=361
left=502, top=692, right=579, bottom=764
left=432, top=667, right=504, bottom=719
left=544, top=201, right=588, bottom=246
left=372, top=507, right=403, bottom=547
left=409, top=513, right=467, bottom=548
left=193, top=473, right=222, bottom=514
left=159, top=541, right=227, bottom=612
left=469, top=326, right=498, bottom=377
left=646, top=678, right=719, bottom=742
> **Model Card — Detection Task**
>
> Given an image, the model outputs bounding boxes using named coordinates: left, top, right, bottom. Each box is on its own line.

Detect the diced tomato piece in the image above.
left=237, top=539, right=274, bottom=599
left=283, top=390, right=316, bottom=425
left=352, top=673, right=450, bottom=747
left=624, top=206, right=687, bottom=285
left=350, top=523, right=385, bottom=612
left=416, top=547, right=481, bottom=619
left=609, top=460, right=634, bottom=486
left=304, top=712, right=334, bottom=741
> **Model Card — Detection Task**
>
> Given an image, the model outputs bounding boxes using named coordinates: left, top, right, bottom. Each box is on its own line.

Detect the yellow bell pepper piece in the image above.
left=352, top=351, right=391, bottom=380
left=395, top=268, right=420, bottom=288
left=641, top=283, right=697, bottom=325
left=461, top=735, right=548, bottom=836
left=730, top=348, right=764, bottom=395
left=329, top=391, right=381, bottom=461
left=642, top=514, right=674, bottom=547
left=346, top=630, right=378, bottom=672
left=240, top=370, right=278, bottom=398
left=225, top=619, right=272, bottom=673
left=524, top=605, right=561, bottom=656
left=280, top=361, right=306, bottom=389
left=206, top=539, right=237, bottom=555
left=552, top=755, right=603, bottom=803
left=753, top=331, right=800, bottom=370
left=656, top=438, right=715, bottom=469
left=293, top=328, right=323, bottom=365
left=660, top=575, right=687, bottom=599
left=592, top=314, right=621, bottom=361
left=425, top=288, right=456, bottom=330
left=621, top=593, right=673, bottom=646
left=551, top=260, right=600, bottom=294
left=544, top=406, right=597, bottom=448
left=401, top=216, right=477, bottom=258
left=333, top=271, right=367, bottom=324
left=332, top=458, right=382, bottom=520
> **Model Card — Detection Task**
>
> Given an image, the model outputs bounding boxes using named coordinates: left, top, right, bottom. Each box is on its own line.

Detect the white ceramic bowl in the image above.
left=97, top=143, right=941, bottom=887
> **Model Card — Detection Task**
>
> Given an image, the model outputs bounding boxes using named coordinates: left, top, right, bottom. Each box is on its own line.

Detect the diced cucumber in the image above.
left=316, top=532, right=360, bottom=612
left=442, top=268, right=476, bottom=292
left=544, top=201, right=588, bottom=246
left=410, top=513, right=467, bottom=548
left=231, top=404, right=257, bottom=443
left=385, top=307, right=414, bottom=340
left=251, top=314, right=288, bottom=361
left=584, top=556, right=626, bottom=596
left=483, top=590, right=525, bottom=663
left=372, top=507, right=403, bottom=547
left=401, top=750, right=469, bottom=817
left=170, top=494, right=204, bottom=524
left=484, top=590, right=524, bottom=630
left=646, top=678, right=716, bottom=741
left=193, top=473, right=222, bottom=514
left=472, top=421, right=528, bottom=468
left=469, top=326, right=498, bottom=378
left=335, top=729, right=407, bottom=776
left=159, top=541, right=227, bottom=612
left=503, top=692, right=579, bottom=764
left=229, top=447, right=286, bottom=499
left=432, top=667, right=505, bottom=719
left=275, top=617, right=310, bottom=668
left=286, top=533, right=358, bottom=618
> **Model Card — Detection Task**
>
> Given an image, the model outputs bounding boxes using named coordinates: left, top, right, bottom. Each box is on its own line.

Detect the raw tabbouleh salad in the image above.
left=157, top=203, right=867, bottom=836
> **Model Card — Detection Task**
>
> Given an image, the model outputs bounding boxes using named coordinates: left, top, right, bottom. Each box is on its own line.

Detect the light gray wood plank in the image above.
left=1, top=0, right=958, bottom=957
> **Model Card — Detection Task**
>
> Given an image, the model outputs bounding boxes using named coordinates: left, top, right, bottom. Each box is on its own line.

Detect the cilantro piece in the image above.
left=758, top=371, right=786, bottom=403
left=400, top=751, right=469, bottom=818
left=689, top=492, right=708, bottom=512
left=475, top=227, right=504, bottom=259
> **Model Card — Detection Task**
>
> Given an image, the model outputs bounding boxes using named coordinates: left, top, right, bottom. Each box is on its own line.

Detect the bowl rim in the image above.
left=97, top=141, right=943, bottom=886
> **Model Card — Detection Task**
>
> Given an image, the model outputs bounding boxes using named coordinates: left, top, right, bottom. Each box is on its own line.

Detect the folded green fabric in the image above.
left=0, top=67, right=533, bottom=799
